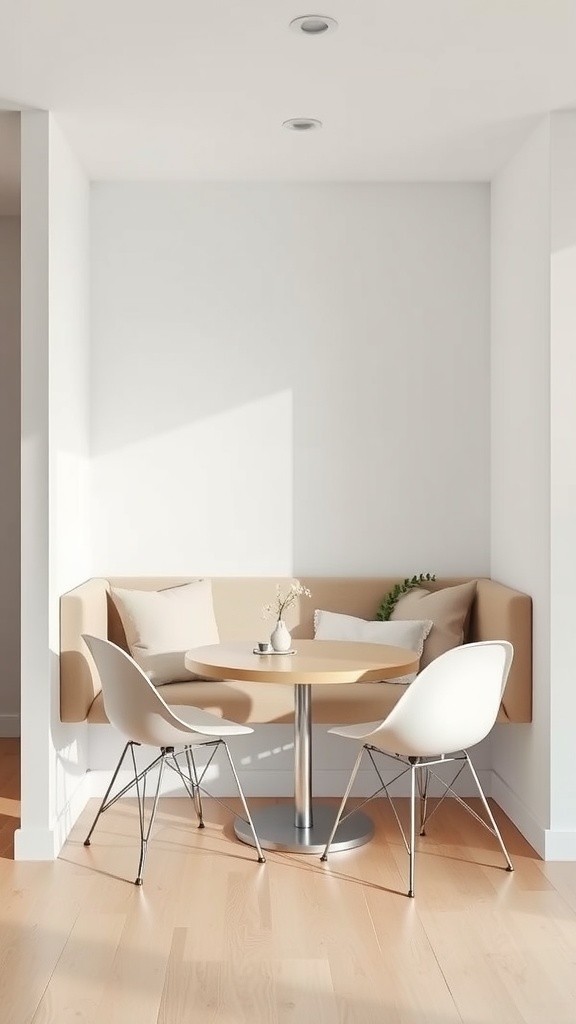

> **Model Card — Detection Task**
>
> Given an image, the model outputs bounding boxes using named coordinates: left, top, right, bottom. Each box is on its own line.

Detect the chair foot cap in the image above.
left=408, top=890, right=415, bottom=898
left=198, top=822, right=205, bottom=829
left=135, top=878, right=143, bottom=886
left=83, top=839, right=91, bottom=846
left=320, top=855, right=327, bottom=862
left=258, top=856, right=266, bottom=864
left=506, top=865, right=514, bottom=872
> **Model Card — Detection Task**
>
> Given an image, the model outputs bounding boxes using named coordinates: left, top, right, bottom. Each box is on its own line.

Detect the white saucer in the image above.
left=253, top=648, right=297, bottom=656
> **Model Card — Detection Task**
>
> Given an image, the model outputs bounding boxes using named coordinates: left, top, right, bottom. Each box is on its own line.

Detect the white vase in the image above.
left=270, top=619, right=292, bottom=653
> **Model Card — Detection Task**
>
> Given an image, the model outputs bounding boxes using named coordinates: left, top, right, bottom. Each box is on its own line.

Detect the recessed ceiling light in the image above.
left=289, top=15, right=338, bottom=35
left=282, top=118, right=323, bottom=131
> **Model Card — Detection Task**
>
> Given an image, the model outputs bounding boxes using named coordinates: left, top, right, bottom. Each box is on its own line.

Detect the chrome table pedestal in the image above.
left=234, top=682, right=374, bottom=854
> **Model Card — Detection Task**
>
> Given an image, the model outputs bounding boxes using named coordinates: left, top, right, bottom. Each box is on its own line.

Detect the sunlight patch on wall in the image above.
left=90, top=389, right=294, bottom=575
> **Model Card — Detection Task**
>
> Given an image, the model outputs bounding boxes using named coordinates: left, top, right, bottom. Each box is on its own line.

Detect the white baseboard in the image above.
left=0, top=713, right=20, bottom=737
left=14, top=826, right=60, bottom=860
left=53, top=773, right=92, bottom=855
left=491, top=771, right=545, bottom=857
left=492, top=772, right=576, bottom=860
left=14, top=774, right=91, bottom=861
left=542, top=829, right=576, bottom=860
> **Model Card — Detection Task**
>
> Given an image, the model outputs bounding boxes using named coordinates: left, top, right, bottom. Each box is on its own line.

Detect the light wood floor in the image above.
left=1, top=741, right=576, bottom=1023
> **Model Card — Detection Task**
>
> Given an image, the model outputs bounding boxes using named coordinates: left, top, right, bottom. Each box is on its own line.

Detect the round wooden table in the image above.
left=185, top=639, right=419, bottom=854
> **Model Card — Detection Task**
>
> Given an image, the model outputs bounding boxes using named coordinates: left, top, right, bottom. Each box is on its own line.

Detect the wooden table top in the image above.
left=185, top=639, right=419, bottom=685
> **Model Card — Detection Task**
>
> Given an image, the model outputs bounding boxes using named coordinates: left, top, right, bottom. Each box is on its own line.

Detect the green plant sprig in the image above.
left=376, top=573, right=436, bottom=621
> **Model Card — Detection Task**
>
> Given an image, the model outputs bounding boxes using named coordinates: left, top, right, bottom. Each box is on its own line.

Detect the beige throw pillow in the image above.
left=110, top=580, right=220, bottom=686
left=390, top=580, right=477, bottom=668
left=313, top=609, right=433, bottom=683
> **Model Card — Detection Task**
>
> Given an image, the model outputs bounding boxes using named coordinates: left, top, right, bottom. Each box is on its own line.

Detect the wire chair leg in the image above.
left=465, top=752, right=514, bottom=872
left=321, top=745, right=366, bottom=862
left=408, top=761, right=416, bottom=897
left=185, top=747, right=205, bottom=827
left=135, top=750, right=167, bottom=886
left=84, top=741, right=132, bottom=846
left=417, top=765, right=430, bottom=836
left=221, top=741, right=266, bottom=864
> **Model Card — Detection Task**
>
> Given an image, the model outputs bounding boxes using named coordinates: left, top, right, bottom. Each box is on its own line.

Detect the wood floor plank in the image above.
left=274, top=959, right=337, bottom=1024
left=94, top=918, right=174, bottom=1024
left=267, top=802, right=459, bottom=1023
left=486, top=889, right=576, bottom=1023
left=537, top=861, right=576, bottom=913
left=30, top=912, right=127, bottom=1024
left=320, top=802, right=464, bottom=1023
left=0, top=868, right=85, bottom=1024
left=269, top=852, right=391, bottom=1022
left=160, top=955, right=278, bottom=1024
left=360, top=888, right=463, bottom=1015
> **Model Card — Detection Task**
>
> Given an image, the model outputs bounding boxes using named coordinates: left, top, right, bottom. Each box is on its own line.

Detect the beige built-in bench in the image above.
left=60, top=576, right=533, bottom=727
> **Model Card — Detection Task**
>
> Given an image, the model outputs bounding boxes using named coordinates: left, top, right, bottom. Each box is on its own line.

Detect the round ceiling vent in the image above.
left=282, top=118, right=323, bottom=131
left=289, top=15, right=338, bottom=35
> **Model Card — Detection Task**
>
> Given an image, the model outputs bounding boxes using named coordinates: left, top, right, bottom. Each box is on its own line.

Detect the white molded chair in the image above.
left=320, top=641, right=514, bottom=897
left=82, top=634, right=265, bottom=884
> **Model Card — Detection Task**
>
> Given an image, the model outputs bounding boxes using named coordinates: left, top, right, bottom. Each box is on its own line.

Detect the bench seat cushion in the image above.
left=87, top=677, right=405, bottom=726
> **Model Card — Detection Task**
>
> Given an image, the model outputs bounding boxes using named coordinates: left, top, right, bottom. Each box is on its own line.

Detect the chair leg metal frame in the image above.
left=83, top=741, right=158, bottom=844
left=185, top=747, right=204, bottom=827
left=166, top=740, right=266, bottom=863
left=83, top=738, right=265, bottom=885
left=320, top=744, right=514, bottom=898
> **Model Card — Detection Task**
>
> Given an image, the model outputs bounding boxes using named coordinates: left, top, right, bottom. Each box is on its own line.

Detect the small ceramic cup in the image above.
left=257, top=641, right=272, bottom=653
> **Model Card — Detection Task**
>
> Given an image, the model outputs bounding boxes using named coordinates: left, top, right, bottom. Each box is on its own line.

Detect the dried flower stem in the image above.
left=262, top=580, right=312, bottom=621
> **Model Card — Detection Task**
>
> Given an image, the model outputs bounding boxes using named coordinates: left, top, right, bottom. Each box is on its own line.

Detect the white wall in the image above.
left=16, top=112, right=91, bottom=859
left=492, top=114, right=576, bottom=859
left=0, top=215, right=20, bottom=735
left=90, top=183, right=491, bottom=577
left=490, top=121, right=552, bottom=854
left=549, top=113, right=576, bottom=848
left=18, top=112, right=51, bottom=856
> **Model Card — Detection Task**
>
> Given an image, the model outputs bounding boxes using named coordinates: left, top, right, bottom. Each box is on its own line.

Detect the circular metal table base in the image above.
left=234, top=804, right=374, bottom=855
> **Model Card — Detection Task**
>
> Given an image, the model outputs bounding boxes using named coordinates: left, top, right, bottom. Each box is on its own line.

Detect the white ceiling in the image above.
left=1, top=0, right=576, bottom=201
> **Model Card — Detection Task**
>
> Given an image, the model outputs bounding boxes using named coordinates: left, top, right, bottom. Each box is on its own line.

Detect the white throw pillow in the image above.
left=313, top=609, right=433, bottom=684
left=110, top=580, right=220, bottom=686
